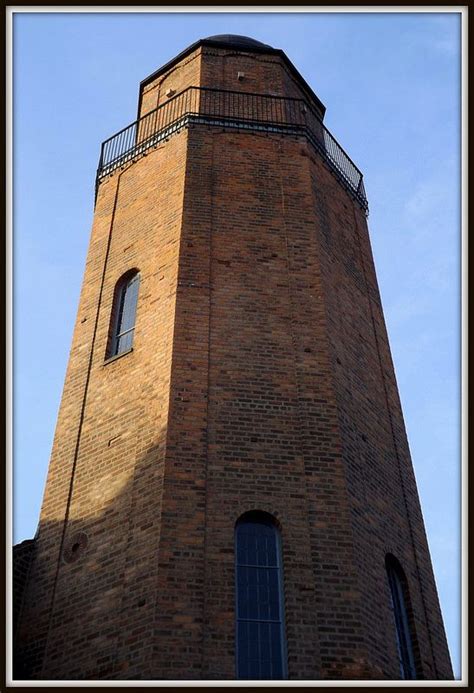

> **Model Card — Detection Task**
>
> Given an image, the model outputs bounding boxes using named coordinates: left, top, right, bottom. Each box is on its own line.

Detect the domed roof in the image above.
left=204, top=34, right=272, bottom=50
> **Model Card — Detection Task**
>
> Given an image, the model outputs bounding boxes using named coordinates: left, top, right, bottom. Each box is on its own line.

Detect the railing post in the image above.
left=98, top=142, right=104, bottom=175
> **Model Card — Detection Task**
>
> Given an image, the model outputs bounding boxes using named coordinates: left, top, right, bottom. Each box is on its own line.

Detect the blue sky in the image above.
left=12, top=10, right=462, bottom=679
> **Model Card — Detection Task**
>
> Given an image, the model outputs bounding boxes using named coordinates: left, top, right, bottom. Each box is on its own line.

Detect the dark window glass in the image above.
left=386, top=556, right=417, bottom=679
left=235, top=512, right=287, bottom=680
left=110, top=272, right=140, bottom=357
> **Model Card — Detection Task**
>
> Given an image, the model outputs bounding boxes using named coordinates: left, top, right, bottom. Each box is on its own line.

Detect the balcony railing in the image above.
left=96, top=86, right=368, bottom=213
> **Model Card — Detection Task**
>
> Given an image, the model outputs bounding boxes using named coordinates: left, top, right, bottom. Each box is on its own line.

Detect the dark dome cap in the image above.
left=204, top=34, right=272, bottom=50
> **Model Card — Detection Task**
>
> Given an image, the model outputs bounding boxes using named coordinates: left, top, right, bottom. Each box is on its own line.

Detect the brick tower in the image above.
left=14, top=35, right=453, bottom=681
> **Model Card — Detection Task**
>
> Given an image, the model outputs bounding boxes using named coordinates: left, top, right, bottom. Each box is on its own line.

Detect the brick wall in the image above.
left=162, top=126, right=366, bottom=679
left=15, top=130, right=189, bottom=679
left=306, top=148, right=453, bottom=678
left=139, top=44, right=325, bottom=122
left=13, top=539, right=36, bottom=644
left=15, top=42, right=452, bottom=681
left=199, top=46, right=325, bottom=117
left=139, top=47, right=202, bottom=117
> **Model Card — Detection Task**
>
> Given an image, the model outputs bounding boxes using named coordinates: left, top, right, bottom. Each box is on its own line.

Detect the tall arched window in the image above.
left=235, top=511, right=287, bottom=680
left=107, top=270, right=140, bottom=358
left=385, top=554, right=418, bottom=679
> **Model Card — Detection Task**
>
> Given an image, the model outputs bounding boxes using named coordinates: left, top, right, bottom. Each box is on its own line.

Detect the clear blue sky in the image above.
left=12, top=10, right=462, bottom=679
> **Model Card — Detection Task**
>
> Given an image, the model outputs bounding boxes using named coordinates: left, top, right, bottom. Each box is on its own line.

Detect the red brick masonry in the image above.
left=14, top=39, right=453, bottom=680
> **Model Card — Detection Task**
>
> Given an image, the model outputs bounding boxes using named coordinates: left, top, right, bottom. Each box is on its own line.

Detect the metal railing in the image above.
left=96, top=86, right=368, bottom=212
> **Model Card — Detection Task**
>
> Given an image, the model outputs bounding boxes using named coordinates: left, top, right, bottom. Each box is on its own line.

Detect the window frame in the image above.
left=385, top=554, right=419, bottom=680
left=234, top=511, right=288, bottom=681
left=106, top=269, right=140, bottom=360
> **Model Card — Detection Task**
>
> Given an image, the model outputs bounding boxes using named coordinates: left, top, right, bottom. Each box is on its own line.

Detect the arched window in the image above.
left=385, top=554, right=418, bottom=679
left=107, top=270, right=140, bottom=358
left=235, top=511, right=287, bottom=680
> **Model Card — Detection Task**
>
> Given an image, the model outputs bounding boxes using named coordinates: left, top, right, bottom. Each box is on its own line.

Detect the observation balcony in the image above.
left=95, top=86, right=368, bottom=213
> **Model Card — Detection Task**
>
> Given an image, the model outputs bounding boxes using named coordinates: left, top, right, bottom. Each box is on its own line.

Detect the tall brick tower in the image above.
left=14, top=35, right=453, bottom=681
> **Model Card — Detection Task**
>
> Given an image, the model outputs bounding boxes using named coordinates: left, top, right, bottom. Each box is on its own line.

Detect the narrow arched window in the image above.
left=108, top=270, right=140, bottom=358
left=235, top=511, right=287, bottom=680
left=385, top=555, right=418, bottom=679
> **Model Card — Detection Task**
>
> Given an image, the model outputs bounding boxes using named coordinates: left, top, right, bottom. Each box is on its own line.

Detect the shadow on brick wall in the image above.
left=13, top=433, right=173, bottom=680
